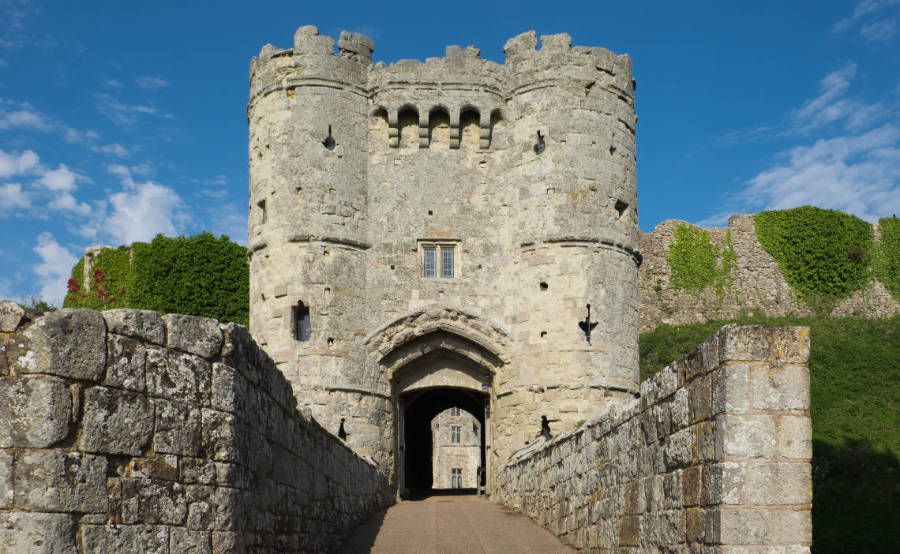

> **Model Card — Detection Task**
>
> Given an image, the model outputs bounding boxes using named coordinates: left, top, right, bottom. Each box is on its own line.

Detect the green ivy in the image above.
left=63, top=246, right=131, bottom=309
left=875, top=216, right=900, bottom=300
left=666, top=223, right=735, bottom=295
left=754, top=206, right=873, bottom=309
left=63, top=233, right=249, bottom=326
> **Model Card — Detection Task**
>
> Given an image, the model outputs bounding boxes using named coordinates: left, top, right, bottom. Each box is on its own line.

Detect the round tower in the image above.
left=247, top=26, right=387, bottom=462
left=491, top=32, right=640, bottom=455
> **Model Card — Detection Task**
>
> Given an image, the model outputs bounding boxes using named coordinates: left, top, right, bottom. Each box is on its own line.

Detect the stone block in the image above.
left=689, top=374, right=712, bottom=424
left=0, top=512, right=76, bottom=553
left=719, top=325, right=773, bottom=363
left=146, top=348, right=211, bottom=403
left=745, top=462, right=811, bottom=506
left=102, top=309, right=166, bottom=344
left=712, top=363, right=749, bottom=414
left=772, top=326, right=810, bottom=363
left=618, top=515, right=640, bottom=546
left=211, top=362, right=250, bottom=414
left=15, top=450, right=108, bottom=512
left=153, top=398, right=202, bottom=456
left=718, top=508, right=771, bottom=545
left=708, top=462, right=743, bottom=505
left=750, top=364, right=809, bottom=411
left=771, top=509, right=812, bottom=544
left=171, top=528, right=212, bottom=554
left=0, top=300, right=24, bottom=332
left=670, top=388, right=690, bottom=430
left=17, top=309, right=106, bottom=380
left=201, top=408, right=249, bottom=462
left=124, top=454, right=179, bottom=481
left=0, top=450, right=11, bottom=509
left=777, top=415, right=812, bottom=459
left=79, top=386, right=153, bottom=455
left=0, top=376, right=71, bottom=448
left=163, top=313, right=223, bottom=358
left=682, top=465, right=702, bottom=506
left=685, top=507, right=705, bottom=544
left=663, top=428, right=693, bottom=470
left=181, top=457, right=217, bottom=484
left=105, top=334, right=147, bottom=391
left=186, top=485, right=239, bottom=531
left=122, top=477, right=188, bottom=525
left=79, top=524, right=169, bottom=553
left=717, top=415, right=776, bottom=459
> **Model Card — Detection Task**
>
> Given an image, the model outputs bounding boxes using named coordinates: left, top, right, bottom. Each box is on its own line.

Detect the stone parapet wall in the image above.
left=495, top=324, right=813, bottom=551
left=639, top=215, right=899, bottom=331
left=0, top=305, right=391, bottom=553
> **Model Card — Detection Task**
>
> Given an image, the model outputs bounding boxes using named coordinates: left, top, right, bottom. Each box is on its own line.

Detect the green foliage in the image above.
left=130, top=233, right=249, bottom=326
left=63, top=246, right=131, bottom=309
left=875, top=216, right=900, bottom=300
left=62, top=233, right=249, bottom=326
left=666, top=223, right=735, bottom=295
left=640, top=315, right=900, bottom=552
left=754, top=206, right=873, bottom=309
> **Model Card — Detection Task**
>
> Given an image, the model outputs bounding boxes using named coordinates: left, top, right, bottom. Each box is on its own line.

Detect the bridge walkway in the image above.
left=339, top=493, right=574, bottom=553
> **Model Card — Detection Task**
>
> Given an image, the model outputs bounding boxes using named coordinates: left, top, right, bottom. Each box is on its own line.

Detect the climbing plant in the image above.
left=63, top=246, right=132, bottom=309
left=754, top=206, right=873, bottom=309
left=63, top=233, right=249, bottom=326
left=666, top=223, right=736, bottom=295
left=875, top=216, right=900, bottom=300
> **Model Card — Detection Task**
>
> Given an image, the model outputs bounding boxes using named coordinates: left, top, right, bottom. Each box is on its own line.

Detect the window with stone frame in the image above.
left=420, top=241, right=458, bottom=278
left=450, top=406, right=460, bottom=416
left=451, top=467, right=462, bottom=489
left=451, top=425, right=461, bottom=443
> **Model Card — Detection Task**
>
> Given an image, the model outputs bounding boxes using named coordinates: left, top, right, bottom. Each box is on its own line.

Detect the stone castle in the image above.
left=247, top=26, right=640, bottom=493
left=0, top=26, right=815, bottom=552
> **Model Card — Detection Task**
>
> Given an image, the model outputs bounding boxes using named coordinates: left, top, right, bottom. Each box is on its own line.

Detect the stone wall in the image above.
left=639, top=214, right=899, bottom=331
left=0, top=305, right=392, bottom=553
left=495, top=324, right=812, bottom=551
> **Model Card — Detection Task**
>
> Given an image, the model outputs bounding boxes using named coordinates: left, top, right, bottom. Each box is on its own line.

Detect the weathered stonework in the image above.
left=0, top=309, right=391, bottom=553
left=248, top=25, right=641, bottom=490
left=639, top=215, right=900, bottom=331
left=495, top=324, right=813, bottom=551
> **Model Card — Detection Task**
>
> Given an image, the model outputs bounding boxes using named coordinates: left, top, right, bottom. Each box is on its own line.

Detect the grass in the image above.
left=639, top=315, right=900, bottom=553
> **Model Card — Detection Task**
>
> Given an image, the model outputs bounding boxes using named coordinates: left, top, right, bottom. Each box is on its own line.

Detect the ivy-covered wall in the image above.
left=63, top=233, right=249, bottom=326
left=638, top=210, right=899, bottom=332
left=754, top=206, right=873, bottom=308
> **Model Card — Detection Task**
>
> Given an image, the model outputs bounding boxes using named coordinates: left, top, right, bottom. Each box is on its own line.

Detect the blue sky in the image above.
left=1, top=0, right=898, bottom=305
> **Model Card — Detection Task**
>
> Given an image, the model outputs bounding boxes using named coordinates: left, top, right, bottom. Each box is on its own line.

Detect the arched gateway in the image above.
left=367, top=308, right=505, bottom=495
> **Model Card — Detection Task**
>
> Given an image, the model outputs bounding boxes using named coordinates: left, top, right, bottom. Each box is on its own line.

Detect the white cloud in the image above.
left=790, top=62, right=885, bottom=133
left=39, top=164, right=78, bottom=191
left=0, top=106, right=50, bottom=130
left=94, top=93, right=172, bottom=127
left=103, top=164, right=186, bottom=243
left=32, top=232, right=78, bottom=306
left=833, top=0, right=899, bottom=43
left=743, top=125, right=900, bottom=221
left=91, top=142, right=130, bottom=158
left=136, top=76, right=169, bottom=89
left=0, top=149, right=39, bottom=177
left=0, top=182, right=29, bottom=209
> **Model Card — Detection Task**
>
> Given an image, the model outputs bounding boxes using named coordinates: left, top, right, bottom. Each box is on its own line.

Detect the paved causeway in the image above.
left=340, top=494, right=575, bottom=553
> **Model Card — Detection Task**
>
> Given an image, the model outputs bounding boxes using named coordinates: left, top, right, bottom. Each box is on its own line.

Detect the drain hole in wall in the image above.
left=327, top=337, right=334, bottom=347
left=477, top=264, right=483, bottom=269
left=390, top=264, right=395, bottom=270
left=615, top=200, right=629, bottom=219
left=609, top=145, right=616, bottom=156
left=324, top=287, right=330, bottom=296
left=540, top=281, right=548, bottom=291
left=540, top=331, right=547, bottom=338
left=323, top=250, right=330, bottom=257
left=428, top=210, right=433, bottom=215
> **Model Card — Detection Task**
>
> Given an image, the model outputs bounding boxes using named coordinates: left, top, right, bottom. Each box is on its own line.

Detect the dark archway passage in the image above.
left=401, top=387, right=486, bottom=497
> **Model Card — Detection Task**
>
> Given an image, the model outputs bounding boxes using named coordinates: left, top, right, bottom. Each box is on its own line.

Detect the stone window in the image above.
left=257, top=199, right=267, bottom=224
left=423, top=247, right=436, bottom=278
left=292, top=302, right=311, bottom=342
left=420, top=242, right=458, bottom=278
left=451, top=425, right=461, bottom=443
left=450, top=406, right=460, bottom=416
left=451, top=467, right=462, bottom=489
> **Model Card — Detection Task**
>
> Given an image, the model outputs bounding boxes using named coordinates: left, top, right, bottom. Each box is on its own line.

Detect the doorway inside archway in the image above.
left=400, top=387, right=487, bottom=498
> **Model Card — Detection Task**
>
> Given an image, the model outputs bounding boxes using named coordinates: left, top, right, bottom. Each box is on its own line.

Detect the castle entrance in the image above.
left=391, top=351, right=493, bottom=498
